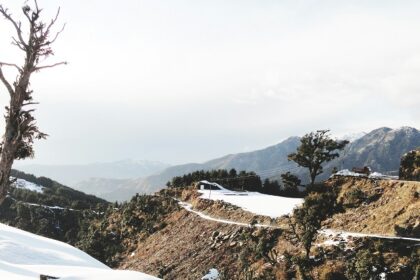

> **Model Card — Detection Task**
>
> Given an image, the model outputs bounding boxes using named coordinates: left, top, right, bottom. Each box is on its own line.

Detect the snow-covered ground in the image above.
left=12, top=178, right=44, bottom=193
left=202, top=268, right=219, bottom=280
left=197, top=181, right=303, bottom=218
left=332, top=169, right=398, bottom=180
left=0, top=223, right=160, bottom=280
left=319, top=228, right=420, bottom=243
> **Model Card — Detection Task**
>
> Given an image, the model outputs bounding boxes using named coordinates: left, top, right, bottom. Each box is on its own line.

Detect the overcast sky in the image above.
left=0, top=0, right=419, bottom=165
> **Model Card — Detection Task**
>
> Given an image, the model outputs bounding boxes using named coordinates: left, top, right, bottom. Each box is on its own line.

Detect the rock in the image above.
left=229, top=241, right=237, bottom=247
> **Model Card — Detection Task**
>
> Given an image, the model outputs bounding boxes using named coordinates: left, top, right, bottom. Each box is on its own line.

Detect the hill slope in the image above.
left=0, top=170, right=109, bottom=246
left=84, top=176, right=419, bottom=279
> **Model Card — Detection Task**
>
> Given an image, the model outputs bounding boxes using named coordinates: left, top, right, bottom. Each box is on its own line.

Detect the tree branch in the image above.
left=0, top=6, right=28, bottom=49
left=0, top=62, right=22, bottom=72
left=0, top=67, right=14, bottom=96
left=34, top=61, right=67, bottom=72
left=11, top=37, right=26, bottom=51
left=45, top=23, right=66, bottom=46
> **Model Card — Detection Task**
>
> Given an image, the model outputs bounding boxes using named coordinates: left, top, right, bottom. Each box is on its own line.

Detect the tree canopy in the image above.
left=288, top=130, right=348, bottom=186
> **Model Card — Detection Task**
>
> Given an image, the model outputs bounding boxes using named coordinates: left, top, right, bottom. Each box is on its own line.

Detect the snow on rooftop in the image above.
left=12, top=178, right=44, bottom=193
left=0, top=223, right=160, bottom=280
left=198, top=183, right=303, bottom=218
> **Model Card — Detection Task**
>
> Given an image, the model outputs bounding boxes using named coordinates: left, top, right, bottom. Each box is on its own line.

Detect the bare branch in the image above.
left=44, top=23, right=66, bottom=46
left=0, top=62, right=22, bottom=72
left=0, top=6, right=28, bottom=49
left=46, top=7, right=60, bottom=32
left=11, top=37, right=26, bottom=51
left=22, top=102, right=39, bottom=107
left=0, top=67, right=14, bottom=96
left=34, top=61, right=67, bottom=72
left=34, top=0, right=40, bottom=13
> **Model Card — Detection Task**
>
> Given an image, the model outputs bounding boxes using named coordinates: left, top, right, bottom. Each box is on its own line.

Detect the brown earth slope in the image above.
left=323, top=177, right=420, bottom=237
left=113, top=177, right=419, bottom=279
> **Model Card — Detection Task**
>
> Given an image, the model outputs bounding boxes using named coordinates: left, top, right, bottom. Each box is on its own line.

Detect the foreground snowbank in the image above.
left=0, top=223, right=160, bottom=280
left=198, top=187, right=303, bottom=218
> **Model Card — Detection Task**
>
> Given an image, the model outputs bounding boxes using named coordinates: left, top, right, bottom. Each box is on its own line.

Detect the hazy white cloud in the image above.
left=0, top=0, right=419, bottom=165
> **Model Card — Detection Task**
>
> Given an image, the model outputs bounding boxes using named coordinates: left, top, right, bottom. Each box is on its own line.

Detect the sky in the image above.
left=0, top=0, right=419, bottom=165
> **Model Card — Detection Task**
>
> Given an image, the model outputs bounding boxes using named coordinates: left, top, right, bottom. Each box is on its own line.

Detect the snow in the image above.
left=12, top=178, right=44, bottom=193
left=336, top=132, right=367, bottom=142
left=319, top=229, right=420, bottom=243
left=0, top=223, right=161, bottom=280
left=368, top=172, right=398, bottom=180
left=332, top=169, right=398, bottom=180
left=197, top=185, right=303, bottom=218
left=202, top=268, right=219, bottom=280
left=178, top=201, right=279, bottom=228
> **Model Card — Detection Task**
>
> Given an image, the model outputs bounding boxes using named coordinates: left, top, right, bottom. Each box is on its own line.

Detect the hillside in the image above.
left=80, top=175, right=419, bottom=279
left=323, top=176, right=420, bottom=237
left=0, top=170, right=109, bottom=246
left=76, top=126, right=419, bottom=201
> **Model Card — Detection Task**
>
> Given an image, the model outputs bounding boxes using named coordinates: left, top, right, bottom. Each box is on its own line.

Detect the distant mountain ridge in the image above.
left=74, top=126, right=420, bottom=201
left=16, top=159, right=170, bottom=186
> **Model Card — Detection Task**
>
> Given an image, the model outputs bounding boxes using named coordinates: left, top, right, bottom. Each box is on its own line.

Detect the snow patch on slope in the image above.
left=202, top=268, right=219, bottom=280
left=197, top=182, right=302, bottom=218
left=0, top=223, right=160, bottom=280
left=332, top=169, right=398, bottom=180
left=12, top=178, right=44, bottom=193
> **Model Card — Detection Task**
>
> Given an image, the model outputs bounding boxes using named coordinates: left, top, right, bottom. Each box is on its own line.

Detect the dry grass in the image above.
left=324, top=178, right=420, bottom=236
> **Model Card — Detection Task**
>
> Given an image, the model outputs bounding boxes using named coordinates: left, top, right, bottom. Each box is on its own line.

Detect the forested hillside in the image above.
left=0, top=170, right=109, bottom=246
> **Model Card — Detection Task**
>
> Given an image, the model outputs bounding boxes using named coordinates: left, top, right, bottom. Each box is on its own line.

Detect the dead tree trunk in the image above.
left=0, top=1, right=66, bottom=203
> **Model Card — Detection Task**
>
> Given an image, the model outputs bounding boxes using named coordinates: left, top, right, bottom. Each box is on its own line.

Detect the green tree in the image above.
left=288, top=130, right=348, bottom=186
left=281, top=172, right=301, bottom=196
left=288, top=191, right=337, bottom=259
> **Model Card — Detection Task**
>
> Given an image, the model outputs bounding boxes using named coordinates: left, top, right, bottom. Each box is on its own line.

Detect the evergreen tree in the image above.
left=288, top=130, right=348, bottom=186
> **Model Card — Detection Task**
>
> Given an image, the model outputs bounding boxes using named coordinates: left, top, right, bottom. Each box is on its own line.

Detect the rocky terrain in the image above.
left=84, top=175, right=419, bottom=279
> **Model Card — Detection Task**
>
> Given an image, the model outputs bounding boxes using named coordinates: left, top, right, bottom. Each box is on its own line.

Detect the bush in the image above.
left=345, top=248, right=385, bottom=280
left=318, top=263, right=346, bottom=280
left=343, top=188, right=366, bottom=208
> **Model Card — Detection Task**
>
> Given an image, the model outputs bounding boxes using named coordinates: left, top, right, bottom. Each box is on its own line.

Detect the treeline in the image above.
left=11, top=169, right=108, bottom=209
left=167, top=169, right=302, bottom=197
left=167, top=169, right=262, bottom=191
left=0, top=197, right=100, bottom=245
left=0, top=170, right=110, bottom=246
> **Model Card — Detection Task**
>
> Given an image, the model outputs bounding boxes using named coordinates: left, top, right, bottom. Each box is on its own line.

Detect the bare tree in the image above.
left=0, top=1, right=66, bottom=203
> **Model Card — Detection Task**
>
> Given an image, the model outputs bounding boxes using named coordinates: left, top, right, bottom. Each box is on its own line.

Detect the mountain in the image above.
left=75, top=137, right=302, bottom=201
left=15, top=159, right=170, bottom=186
left=62, top=127, right=420, bottom=201
left=318, top=126, right=420, bottom=178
